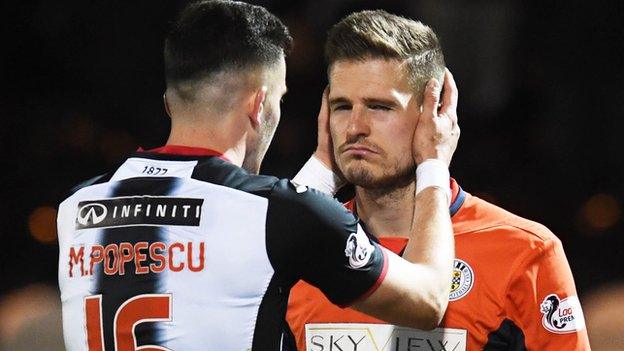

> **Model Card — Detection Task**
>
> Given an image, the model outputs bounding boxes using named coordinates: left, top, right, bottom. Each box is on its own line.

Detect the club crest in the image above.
left=449, top=259, right=474, bottom=301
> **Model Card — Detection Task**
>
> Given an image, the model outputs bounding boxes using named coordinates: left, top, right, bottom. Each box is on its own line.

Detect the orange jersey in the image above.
left=286, top=180, right=590, bottom=350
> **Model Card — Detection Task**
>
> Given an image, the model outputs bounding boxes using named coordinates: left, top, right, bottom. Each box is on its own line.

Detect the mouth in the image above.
left=342, top=144, right=379, bottom=157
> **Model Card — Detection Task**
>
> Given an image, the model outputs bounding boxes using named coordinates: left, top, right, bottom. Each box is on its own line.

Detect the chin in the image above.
left=342, top=160, right=415, bottom=189
left=342, top=163, right=380, bottom=188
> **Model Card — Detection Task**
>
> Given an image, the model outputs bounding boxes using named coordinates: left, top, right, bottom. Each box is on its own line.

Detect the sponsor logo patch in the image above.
left=305, top=323, right=467, bottom=351
left=449, top=259, right=474, bottom=301
left=77, top=203, right=107, bottom=226
left=76, top=196, right=203, bottom=229
left=344, top=227, right=374, bottom=269
left=540, top=294, right=586, bottom=334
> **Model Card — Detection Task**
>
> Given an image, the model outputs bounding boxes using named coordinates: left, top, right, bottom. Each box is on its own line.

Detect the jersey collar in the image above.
left=449, top=178, right=466, bottom=216
left=137, top=145, right=230, bottom=162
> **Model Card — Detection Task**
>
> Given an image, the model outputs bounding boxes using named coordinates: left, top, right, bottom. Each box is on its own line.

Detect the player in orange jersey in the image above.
left=286, top=10, right=590, bottom=351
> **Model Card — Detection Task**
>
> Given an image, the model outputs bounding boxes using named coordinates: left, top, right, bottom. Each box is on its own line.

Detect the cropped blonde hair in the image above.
left=325, top=10, right=445, bottom=103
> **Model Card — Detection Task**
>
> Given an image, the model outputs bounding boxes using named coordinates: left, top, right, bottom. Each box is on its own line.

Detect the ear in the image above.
left=163, top=92, right=172, bottom=118
left=247, top=86, right=267, bottom=128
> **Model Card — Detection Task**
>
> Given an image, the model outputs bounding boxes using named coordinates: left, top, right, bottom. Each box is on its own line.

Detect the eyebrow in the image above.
left=362, top=97, right=399, bottom=108
left=329, top=96, right=400, bottom=109
left=328, top=97, right=351, bottom=107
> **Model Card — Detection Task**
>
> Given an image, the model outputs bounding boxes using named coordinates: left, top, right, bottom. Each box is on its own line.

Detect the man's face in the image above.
left=329, top=59, right=419, bottom=189
left=243, top=56, right=287, bottom=174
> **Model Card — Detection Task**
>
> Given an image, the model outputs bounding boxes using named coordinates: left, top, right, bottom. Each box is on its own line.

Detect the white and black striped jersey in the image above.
left=57, top=145, right=387, bottom=351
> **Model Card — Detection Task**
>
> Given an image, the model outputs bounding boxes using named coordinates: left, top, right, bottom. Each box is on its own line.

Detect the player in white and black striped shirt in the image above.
left=57, top=1, right=458, bottom=350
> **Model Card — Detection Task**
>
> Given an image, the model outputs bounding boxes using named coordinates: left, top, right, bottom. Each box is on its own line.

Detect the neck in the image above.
left=354, top=180, right=416, bottom=238
left=166, top=114, right=248, bottom=167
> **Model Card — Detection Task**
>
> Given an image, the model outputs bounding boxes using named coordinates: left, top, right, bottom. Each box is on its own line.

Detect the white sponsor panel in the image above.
left=305, top=323, right=467, bottom=351
left=540, top=294, right=586, bottom=334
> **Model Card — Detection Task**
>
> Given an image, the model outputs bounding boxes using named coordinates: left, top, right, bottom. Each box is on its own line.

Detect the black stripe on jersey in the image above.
left=94, top=177, right=177, bottom=350
left=484, top=319, right=527, bottom=350
left=251, top=275, right=292, bottom=350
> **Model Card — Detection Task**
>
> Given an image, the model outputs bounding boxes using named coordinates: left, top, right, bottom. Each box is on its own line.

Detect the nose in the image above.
left=346, top=106, right=371, bottom=141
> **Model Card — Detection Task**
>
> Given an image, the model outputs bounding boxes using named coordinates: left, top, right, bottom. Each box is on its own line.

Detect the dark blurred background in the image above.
left=2, top=0, right=623, bottom=349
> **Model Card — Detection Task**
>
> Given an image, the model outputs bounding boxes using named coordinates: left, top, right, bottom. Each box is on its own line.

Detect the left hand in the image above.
left=412, top=68, right=460, bottom=166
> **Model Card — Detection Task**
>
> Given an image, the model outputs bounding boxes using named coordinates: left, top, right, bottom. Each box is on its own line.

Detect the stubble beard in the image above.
left=342, top=156, right=416, bottom=191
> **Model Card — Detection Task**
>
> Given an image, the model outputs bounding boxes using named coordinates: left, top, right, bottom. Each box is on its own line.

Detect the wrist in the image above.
left=293, top=154, right=346, bottom=195
left=312, top=150, right=334, bottom=170
left=416, top=159, right=451, bottom=204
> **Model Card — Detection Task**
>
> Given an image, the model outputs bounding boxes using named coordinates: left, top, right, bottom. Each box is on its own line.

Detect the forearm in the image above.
left=402, top=161, right=455, bottom=317
left=404, top=186, right=454, bottom=283
left=405, top=186, right=453, bottom=266
left=353, top=248, right=451, bottom=330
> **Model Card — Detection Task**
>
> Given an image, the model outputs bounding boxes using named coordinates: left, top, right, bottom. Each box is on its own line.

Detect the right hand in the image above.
left=412, top=68, right=460, bottom=166
left=313, top=87, right=344, bottom=177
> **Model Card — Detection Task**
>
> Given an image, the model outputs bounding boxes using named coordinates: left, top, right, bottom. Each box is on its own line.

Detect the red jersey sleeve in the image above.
left=506, top=235, right=591, bottom=350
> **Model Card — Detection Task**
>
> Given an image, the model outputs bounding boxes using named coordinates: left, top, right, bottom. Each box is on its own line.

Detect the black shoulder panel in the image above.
left=190, top=157, right=279, bottom=198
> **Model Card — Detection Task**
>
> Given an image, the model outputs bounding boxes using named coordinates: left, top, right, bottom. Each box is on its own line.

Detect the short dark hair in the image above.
left=164, top=0, right=292, bottom=85
left=325, top=10, right=445, bottom=103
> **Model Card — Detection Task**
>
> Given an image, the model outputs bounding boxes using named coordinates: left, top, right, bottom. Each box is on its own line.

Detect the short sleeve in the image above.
left=506, top=236, right=591, bottom=350
left=266, top=179, right=387, bottom=307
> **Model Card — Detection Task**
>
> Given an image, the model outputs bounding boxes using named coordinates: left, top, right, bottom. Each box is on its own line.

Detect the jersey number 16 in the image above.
left=85, top=294, right=172, bottom=351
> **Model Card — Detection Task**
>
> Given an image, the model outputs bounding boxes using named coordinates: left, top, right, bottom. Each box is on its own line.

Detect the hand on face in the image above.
left=313, top=87, right=344, bottom=177
left=412, top=68, right=460, bottom=166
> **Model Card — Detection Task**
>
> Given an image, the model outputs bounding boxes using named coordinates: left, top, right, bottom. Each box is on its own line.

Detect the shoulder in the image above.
left=455, top=193, right=562, bottom=252
left=454, top=194, right=576, bottom=293
left=190, top=157, right=279, bottom=197
left=268, top=180, right=356, bottom=226
left=62, top=154, right=135, bottom=201
left=59, top=172, right=114, bottom=212
left=191, top=158, right=353, bottom=223
left=66, top=173, right=111, bottom=197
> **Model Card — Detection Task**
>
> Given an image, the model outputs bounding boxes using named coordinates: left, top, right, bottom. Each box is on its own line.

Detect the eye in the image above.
left=332, top=104, right=352, bottom=111
left=369, top=104, right=391, bottom=111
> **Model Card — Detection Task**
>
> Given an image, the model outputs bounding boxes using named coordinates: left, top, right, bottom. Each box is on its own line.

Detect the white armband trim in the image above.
left=293, top=155, right=346, bottom=195
left=416, top=159, right=451, bottom=204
